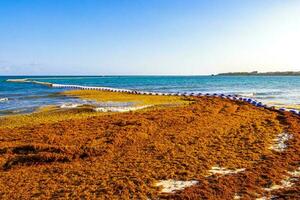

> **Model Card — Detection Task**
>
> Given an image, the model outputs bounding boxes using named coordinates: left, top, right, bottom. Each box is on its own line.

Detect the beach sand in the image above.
left=0, top=90, right=299, bottom=199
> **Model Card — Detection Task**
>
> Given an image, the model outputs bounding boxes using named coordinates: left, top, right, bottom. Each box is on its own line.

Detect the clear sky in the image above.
left=0, top=0, right=300, bottom=75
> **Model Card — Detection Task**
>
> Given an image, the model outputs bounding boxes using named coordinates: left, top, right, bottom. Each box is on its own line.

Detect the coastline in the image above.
left=0, top=89, right=299, bottom=199
left=4, top=78, right=300, bottom=115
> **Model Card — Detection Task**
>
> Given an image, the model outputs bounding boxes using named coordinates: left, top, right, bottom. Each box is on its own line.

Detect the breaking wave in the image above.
left=237, top=92, right=254, bottom=97
left=60, top=103, right=81, bottom=109
left=0, top=98, right=9, bottom=102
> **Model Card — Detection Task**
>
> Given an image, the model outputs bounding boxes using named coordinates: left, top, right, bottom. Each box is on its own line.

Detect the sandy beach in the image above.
left=0, top=90, right=299, bottom=199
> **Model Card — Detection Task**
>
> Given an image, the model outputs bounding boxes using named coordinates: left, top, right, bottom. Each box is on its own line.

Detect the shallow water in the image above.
left=1, top=76, right=300, bottom=115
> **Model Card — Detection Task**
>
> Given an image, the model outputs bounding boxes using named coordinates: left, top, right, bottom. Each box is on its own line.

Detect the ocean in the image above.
left=1, top=76, right=300, bottom=115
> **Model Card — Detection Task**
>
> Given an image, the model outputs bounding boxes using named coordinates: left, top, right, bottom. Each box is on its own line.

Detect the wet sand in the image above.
left=0, top=91, right=299, bottom=199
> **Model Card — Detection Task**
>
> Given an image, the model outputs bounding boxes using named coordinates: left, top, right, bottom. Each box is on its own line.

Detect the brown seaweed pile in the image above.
left=0, top=96, right=299, bottom=199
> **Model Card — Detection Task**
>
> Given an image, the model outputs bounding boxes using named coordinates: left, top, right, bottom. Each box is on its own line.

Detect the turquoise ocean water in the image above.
left=1, top=76, right=300, bottom=115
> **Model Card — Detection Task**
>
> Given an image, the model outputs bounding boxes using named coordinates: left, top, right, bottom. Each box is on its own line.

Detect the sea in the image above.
left=1, top=76, right=300, bottom=115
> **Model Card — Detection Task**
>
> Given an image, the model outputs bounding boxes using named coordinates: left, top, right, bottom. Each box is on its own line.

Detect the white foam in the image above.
left=0, top=98, right=8, bottom=102
left=239, top=92, right=255, bottom=97
left=94, top=105, right=150, bottom=112
left=60, top=103, right=81, bottom=108
left=208, top=166, right=245, bottom=176
left=155, top=179, right=198, bottom=193
left=269, top=132, right=293, bottom=152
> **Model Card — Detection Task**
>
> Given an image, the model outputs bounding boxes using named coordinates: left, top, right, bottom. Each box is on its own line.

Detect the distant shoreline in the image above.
left=217, top=71, right=300, bottom=76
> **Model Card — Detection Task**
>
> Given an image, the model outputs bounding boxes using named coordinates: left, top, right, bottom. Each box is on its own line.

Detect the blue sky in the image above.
left=0, top=0, right=300, bottom=75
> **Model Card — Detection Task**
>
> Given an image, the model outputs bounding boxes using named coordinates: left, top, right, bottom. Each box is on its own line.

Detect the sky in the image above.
left=0, top=0, right=300, bottom=75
